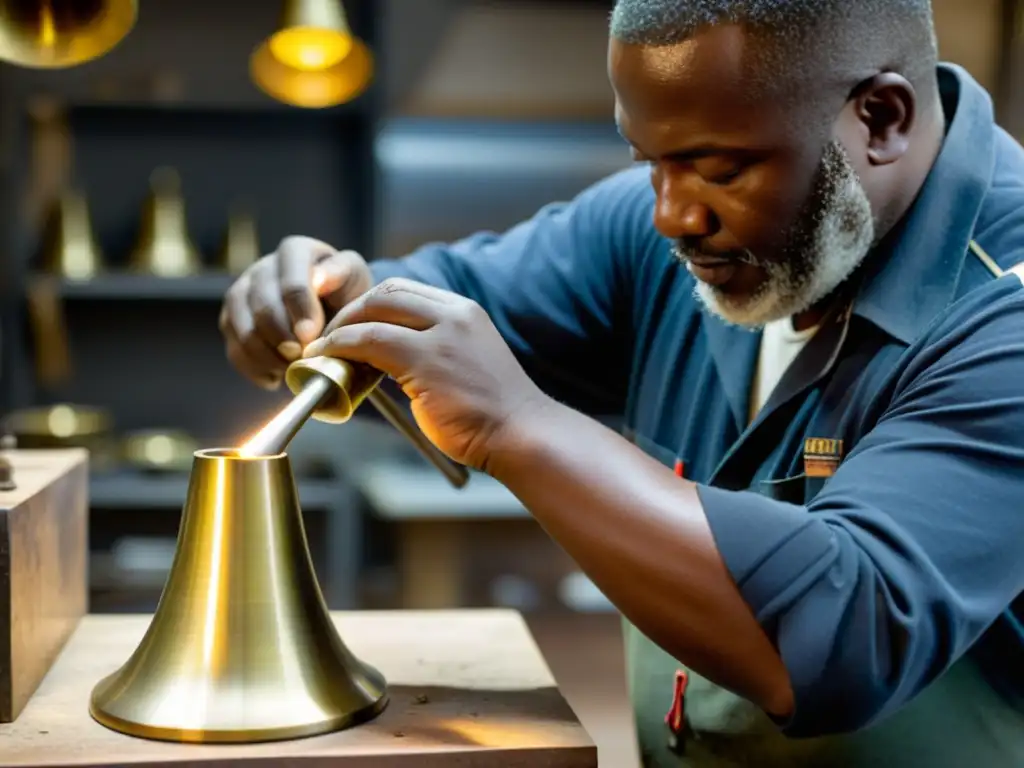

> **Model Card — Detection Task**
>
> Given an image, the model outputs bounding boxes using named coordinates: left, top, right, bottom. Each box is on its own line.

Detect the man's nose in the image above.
left=653, top=177, right=718, bottom=240
left=654, top=195, right=717, bottom=240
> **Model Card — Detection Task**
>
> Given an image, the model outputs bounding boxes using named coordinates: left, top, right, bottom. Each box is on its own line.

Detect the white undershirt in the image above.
left=748, top=317, right=819, bottom=423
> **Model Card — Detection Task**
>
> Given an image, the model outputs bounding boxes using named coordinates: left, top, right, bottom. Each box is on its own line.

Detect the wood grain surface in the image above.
left=0, top=610, right=597, bottom=768
left=0, top=449, right=89, bottom=723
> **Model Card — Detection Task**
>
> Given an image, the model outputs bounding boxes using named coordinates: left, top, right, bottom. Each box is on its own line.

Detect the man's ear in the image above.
left=849, top=72, right=916, bottom=166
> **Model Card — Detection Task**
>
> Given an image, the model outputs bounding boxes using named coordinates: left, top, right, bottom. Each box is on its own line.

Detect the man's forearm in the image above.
left=485, top=397, right=795, bottom=718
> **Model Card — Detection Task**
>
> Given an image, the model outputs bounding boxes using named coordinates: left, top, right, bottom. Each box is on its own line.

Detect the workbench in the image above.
left=0, top=609, right=596, bottom=767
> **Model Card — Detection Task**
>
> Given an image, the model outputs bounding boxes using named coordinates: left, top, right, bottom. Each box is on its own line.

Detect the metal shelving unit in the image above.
left=55, top=274, right=235, bottom=301
left=0, top=0, right=384, bottom=611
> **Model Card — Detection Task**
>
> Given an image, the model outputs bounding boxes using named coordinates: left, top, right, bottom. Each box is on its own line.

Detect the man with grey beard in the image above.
left=220, top=0, right=1024, bottom=765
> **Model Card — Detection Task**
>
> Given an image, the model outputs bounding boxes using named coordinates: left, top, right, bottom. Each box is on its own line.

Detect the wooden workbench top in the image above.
left=0, top=610, right=596, bottom=768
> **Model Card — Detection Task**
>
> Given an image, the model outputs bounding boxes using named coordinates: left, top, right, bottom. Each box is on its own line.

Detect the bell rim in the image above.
left=87, top=678, right=390, bottom=743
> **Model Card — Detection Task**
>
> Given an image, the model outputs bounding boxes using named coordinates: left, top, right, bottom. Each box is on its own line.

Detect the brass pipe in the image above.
left=240, top=356, right=469, bottom=490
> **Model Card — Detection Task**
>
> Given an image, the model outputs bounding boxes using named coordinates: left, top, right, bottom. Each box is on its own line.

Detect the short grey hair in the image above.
left=610, top=0, right=938, bottom=99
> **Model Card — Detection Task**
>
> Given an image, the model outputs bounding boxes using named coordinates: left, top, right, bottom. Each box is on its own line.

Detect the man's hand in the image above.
left=219, top=236, right=372, bottom=390
left=303, top=277, right=551, bottom=470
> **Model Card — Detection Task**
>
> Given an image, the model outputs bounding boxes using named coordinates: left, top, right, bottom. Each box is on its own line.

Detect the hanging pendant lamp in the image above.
left=250, top=0, right=373, bottom=109
left=0, top=0, right=136, bottom=69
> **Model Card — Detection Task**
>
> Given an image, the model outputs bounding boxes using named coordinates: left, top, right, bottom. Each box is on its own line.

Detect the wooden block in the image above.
left=0, top=610, right=597, bottom=768
left=0, top=449, right=89, bottom=724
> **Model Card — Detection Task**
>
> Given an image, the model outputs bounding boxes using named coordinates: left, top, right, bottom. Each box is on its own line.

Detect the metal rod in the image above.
left=367, top=389, right=470, bottom=489
left=241, top=374, right=470, bottom=490
left=240, top=374, right=334, bottom=456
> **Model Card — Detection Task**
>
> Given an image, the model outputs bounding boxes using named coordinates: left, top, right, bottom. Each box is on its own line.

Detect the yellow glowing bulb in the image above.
left=268, top=27, right=353, bottom=72
left=40, top=2, right=56, bottom=48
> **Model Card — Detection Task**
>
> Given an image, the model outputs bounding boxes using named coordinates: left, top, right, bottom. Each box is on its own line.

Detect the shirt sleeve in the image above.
left=368, top=166, right=655, bottom=415
left=696, top=274, right=1024, bottom=738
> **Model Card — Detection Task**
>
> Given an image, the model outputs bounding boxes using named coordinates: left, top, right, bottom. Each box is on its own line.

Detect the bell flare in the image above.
left=88, top=448, right=388, bottom=743
left=250, top=33, right=373, bottom=109
left=0, top=0, right=137, bottom=69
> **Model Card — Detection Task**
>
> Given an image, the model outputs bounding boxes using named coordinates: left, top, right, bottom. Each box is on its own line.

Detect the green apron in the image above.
left=628, top=622, right=1023, bottom=767
left=626, top=460, right=1023, bottom=768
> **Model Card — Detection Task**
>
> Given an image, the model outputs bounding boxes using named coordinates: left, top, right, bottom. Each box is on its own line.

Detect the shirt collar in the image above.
left=851, top=62, right=997, bottom=345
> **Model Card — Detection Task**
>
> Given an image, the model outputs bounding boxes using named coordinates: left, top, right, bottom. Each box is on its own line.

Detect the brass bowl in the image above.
left=5, top=403, right=111, bottom=444
left=122, top=429, right=198, bottom=474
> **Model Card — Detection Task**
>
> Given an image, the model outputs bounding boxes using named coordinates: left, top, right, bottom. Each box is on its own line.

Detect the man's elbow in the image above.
left=770, top=544, right=958, bottom=738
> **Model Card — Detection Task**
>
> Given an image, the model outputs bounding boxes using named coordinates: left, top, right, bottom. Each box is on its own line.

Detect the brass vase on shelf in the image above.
left=218, top=205, right=261, bottom=275
left=89, top=447, right=388, bottom=743
left=39, top=188, right=103, bottom=280
left=129, top=167, right=202, bottom=277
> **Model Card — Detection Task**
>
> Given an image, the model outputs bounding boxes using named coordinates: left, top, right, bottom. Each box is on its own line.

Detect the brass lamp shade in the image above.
left=0, top=0, right=136, bottom=69
left=89, top=448, right=388, bottom=743
left=250, top=0, right=373, bottom=109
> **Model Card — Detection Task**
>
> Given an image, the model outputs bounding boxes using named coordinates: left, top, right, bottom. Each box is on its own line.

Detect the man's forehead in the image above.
left=612, top=29, right=788, bottom=112
left=609, top=28, right=797, bottom=148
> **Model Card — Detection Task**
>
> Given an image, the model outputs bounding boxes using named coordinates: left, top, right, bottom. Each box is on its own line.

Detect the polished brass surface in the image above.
left=89, top=448, right=388, bottom=743
left=218, top=206, right=260, bottom=275
left=129, top=167, right=202, bottom=277
left=40, top=189, right=103, bottom=279
left=0, top=0, right=136, bottom=69
left=250, top=0, right=373, bottom=109
left=284, top=355, right=384, bottom=424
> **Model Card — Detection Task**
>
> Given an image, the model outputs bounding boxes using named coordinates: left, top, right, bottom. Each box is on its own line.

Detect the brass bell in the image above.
left=0, top=0, right=136, bottom=69
left=39, top=188, right=103, bottom=280
left=218, top=205, right=261, bottom=275
left=250, top=0, right=374, bottom=109
left=129, top=167, right=202, bottom=278
left=89, top=447, right=388, bottom=742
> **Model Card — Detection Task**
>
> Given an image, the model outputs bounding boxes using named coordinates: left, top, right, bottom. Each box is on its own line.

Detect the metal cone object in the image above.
left=40, top=189, right=103, bottom=280
left=89, top=448, right=388, bottom=743
left=218, top=205, right=261, bottom=275
left=129, top=167, right=202, bottom=277
left=0, top=0, right=136, bottom=69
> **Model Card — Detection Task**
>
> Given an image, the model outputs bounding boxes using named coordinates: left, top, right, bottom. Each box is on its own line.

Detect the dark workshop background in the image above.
left=1, top=2, right=1021, bottom=765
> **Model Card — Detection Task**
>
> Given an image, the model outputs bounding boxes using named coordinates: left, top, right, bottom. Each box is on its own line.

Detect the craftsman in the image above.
left=220, top=0, right=1024, bottom=765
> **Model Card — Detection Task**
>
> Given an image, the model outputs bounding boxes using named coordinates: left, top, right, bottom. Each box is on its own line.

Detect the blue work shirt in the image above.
left=370, top=62, right=1024, bottom=756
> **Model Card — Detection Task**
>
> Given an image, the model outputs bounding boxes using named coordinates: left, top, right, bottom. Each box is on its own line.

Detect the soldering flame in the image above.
left=237, top=431, right=266, bottom=458
left=237, top=416, right=281, bottom=457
